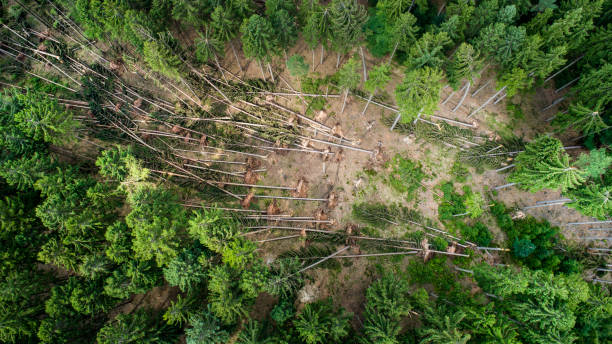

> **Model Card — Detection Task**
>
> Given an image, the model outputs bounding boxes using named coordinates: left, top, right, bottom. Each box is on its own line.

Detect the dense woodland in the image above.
left=0, top=0, right=611, bottom=343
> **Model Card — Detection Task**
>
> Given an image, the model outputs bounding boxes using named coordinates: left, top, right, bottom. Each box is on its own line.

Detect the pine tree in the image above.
left=267, top=3, right=298, bottom=59
left=163, top=295, right=193, bottom=326
left=509, top=136, right=585, bottom=192
left=336, top=57, right=361, bottom=114
left=362, top=63, right=391, bottom=115
left=420, top=310, right=471, bottom=344
left=163, top=246, right=209, bottom=292
left=97, top=309, right=171, bottom=344
left=476, top=23, right=526, bottom=69
left=566, top=183, right=611, bottom=219
left=574, top=63, right=612, bottom=108
left=394, top=67, right=444, bottom=122
left=553, top=101, right=609, bottom=137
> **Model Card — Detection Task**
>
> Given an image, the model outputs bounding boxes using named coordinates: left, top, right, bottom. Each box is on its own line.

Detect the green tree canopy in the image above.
left=395, top=67, right=444, bottom=122
left=329, top=0, right=368, bottom=54
left=240, top=14, right=279, bottom=62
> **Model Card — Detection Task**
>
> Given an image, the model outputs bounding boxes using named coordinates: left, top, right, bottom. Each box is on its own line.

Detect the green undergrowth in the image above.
left=384, top=154, right=428, bottom=200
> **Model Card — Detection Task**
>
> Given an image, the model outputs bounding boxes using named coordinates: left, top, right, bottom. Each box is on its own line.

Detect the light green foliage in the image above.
left=96, top=146, right=134, bottom=182
left=0, top=153, right=51, bottom=190
left=11, top=91, right=78, bottom=145
left=97, top=309, right=172, bottom=344
left=420, top=310, right=471, bottom=344
left=574, top=63, right=612, bottom=109
left=163, top=295, right=193, bottom=326
left=294, top=300, right=352, bottom=344
left=104, top=221, right=132, bottom=263
left=185, top=306, right=230, bottom=344
left=447, top=43, right=483, bottom=89
left=329, top=0, right=368, bottom=53
left=126, top=185, right=185, bottom=266
left=236, top=320, right=266, bottom=344
left=170, top=0, right=208, bottom=26
left=364, top=63, right=391, bottom=93
left=211, top=5, right=238, bottom=42
left=406, top=32, right=452, bottom=69
left=473, top=265, right=597, bottom=343
left=206, top=263, right=263, bottom=325
left=303, top=3, right=332, bottom=49
left=188, top=208, right=239, bottom=252
left=395, top=67, right=444, bottom=121
left=163, top=246, right=209, bottom=292
left=143, top=39, right=182, bottom=81
left=575, top=148, right=612, bottom=178
left=509, top=136, right=585, bottom=192
left=195, top=26, right=223, bottom=64
left=222, top=238, right=256, bottom=270
left=336, top=57, right=361, bottom=91
left=364, top=274, right=411, bottom=320
left=240, top=14, right=279, bottom=62
left=78, top=252, right=112, bottom=280
left=391, top=11, right=419, bottom=52
left=566, top=183, right=612, bottom=219
left=554, top=101, right=609, bottom=137
left=463, top=192, right=485, bottom=218
left=103, top=260, right=161, bottom=299
left=385, top=154, right=427, bottom=198
left=286, top=55, right=310, bottom=78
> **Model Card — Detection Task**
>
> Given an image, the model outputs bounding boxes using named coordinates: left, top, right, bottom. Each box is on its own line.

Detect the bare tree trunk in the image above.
left=257, top=59, right=266, bottom=79
left=390, top=113, right=402, bottom=131
left=312, top=48, right=315, bottom=71
left=359, top=46, right=367, bottom=81
left=230, top=41, right=243, bottom=74
left=267, top=62, right=275, bottom=83
left=362, top=92, right=374, bottom=115
left=452, top=81, right=470, bottom=112
left=336, top=52, right=341, bottom=69
left=388, top=41, right=399, bottom=64
left=472, top=80, right=490, bottom=97
left=213, top=53, right=227, bottom=83
left=284, top=49, right=288, bottom=64
left=544, top=55, right=584, bottom=83
left=340, top=89, right=348, bottom=114
left=320, top=44, right=324, bottom=65
left=467, top=85, right=506, bottom=119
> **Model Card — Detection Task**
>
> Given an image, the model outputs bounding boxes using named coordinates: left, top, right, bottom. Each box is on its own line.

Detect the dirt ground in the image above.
left=216, top=39, right=610, bottom=315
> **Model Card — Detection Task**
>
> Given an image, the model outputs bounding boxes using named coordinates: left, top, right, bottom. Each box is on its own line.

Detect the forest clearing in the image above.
left=0, top=0, right=610, bottom=343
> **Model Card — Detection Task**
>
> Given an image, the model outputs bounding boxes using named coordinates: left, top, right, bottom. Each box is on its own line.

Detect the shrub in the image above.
left=458, top=222, right=492, bottom=246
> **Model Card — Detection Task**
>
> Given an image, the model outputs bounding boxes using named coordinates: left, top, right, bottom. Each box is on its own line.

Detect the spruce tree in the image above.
left=509, top=136, right=585, bottom=192
left=303, top=3, right=333, bottom=66
left=336, top=57, right=361, bottom=114
left=566, top=183, right=611, bottom=219
left=447, top=42, right=483, bottom=90
left=395, top=67, right=444, bottom=122
left=329, top=0, right=368, bottom=64
left=406, top=32, right=452, bottom=70
left=388, top=11, right=418, bottom=62
left=553, top=101, right=609, bottom=137
left=362, top=63, right=391, bottom=115
left=240, top=14, right=279, bottom=73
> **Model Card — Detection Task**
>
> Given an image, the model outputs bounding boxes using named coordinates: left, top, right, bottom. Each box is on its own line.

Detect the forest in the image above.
left=0, top=0, right=611, bottom=343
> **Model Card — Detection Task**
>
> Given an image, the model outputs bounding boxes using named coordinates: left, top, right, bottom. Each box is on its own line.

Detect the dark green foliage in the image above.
left=458, top=222, right=492, bottom=246
left=491, top=201, right=563, bottom=271
left=294, top=299, right=352, bottom=344
left=329, top=0, right=368, bottom=54
left=474, top=265, right=610, bottom=344
left=163, top=245, right=210, bottom=292
left=97, top=309, right=176, bottom=344
left=240, top=14, right=279, bottom=62
left=437, top=182, right=467, bottom=220
left=270, top=299, right=295, bottom=325
left=185, top=305, right=230, bottom=344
